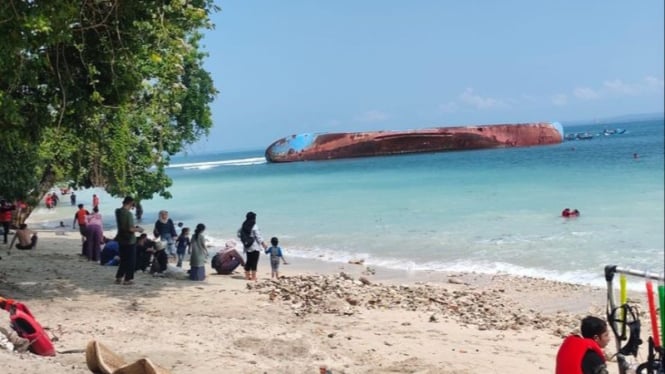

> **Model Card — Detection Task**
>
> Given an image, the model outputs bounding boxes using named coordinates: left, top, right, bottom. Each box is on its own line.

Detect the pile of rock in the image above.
left=248, top=272, right=581, bottom=336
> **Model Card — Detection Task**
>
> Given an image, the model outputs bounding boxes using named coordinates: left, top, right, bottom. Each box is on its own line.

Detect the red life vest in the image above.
left=2, top=299, right=55, bottom=356
left=555, top=335, right=605, bottom=374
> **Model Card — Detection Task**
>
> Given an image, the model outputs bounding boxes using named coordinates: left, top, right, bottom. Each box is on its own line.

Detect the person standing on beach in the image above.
left=92, top=194, right=100, bottom=210
left=265, top=237, right=288, bottom=279
left=189, top=223, right=208, bottom=281
left=114, top=196, right=144, bottom=285
left=153, top=210, right=178, bottom=261
left=555, top=315, right=610, bottom=374
left=73, top=203, right=90, bottom=256
left=84, top=206, right=103, bottom=262
left=238, top=211, right=267, bottom=281
left=134, top=202, right=143, bottom=222
left=70, top=192, right=76, bottom=206
left=0, top=199, right=15, bottom=245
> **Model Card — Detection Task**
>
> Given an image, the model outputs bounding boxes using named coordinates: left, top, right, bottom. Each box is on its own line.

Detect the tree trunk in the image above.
left=12, top=166, right=57, bottom=227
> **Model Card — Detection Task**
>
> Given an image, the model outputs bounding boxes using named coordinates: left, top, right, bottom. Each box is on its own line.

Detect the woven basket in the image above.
left=113, top=358, right=171, bottom=374
left=85, top=340, right=127, bottom=374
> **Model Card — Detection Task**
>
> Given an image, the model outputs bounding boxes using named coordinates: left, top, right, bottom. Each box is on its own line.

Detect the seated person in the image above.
left=211, top=240, right=246, bottom=275
left=100, top=239, right=120, bottom=266
left=149, top=241, right=168, bottom=275
left=9, top=224, right=38, bottom=250
left=556, top=315, right=610, bottom=374
left=136, top=233, right=156, bottom=272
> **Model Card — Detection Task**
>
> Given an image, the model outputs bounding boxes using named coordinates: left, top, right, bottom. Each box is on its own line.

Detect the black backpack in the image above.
left=239, top=229, right=254, bottom=248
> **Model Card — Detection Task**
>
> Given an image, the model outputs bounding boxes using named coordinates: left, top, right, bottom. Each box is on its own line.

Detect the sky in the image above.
left=192, top=1, right=664, bottom=152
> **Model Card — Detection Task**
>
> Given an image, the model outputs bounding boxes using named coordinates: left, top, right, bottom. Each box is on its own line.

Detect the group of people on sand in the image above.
left=107, top=196, right=204, bottom=285
left=109, top=197, right=287, bottom=285
left=72, top=203, right=105, bottom=261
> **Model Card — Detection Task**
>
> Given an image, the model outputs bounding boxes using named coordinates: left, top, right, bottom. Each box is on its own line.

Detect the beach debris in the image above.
left=251, top=272, right=583, bottom=335
left=348, top=259, right=364, bottom=265
left=447, top=277, right=466, bottom=285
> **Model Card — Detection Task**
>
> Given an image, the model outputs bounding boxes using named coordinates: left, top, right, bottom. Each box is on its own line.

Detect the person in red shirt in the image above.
left=0, top=200, right=16, bottom=244
left=556, top=315, right=611, bottom=374
left=73, top=204, right=90, bottom=251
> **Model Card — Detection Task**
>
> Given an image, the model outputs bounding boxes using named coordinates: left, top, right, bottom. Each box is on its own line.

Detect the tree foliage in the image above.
left=0, top=0, right=219, bottom=211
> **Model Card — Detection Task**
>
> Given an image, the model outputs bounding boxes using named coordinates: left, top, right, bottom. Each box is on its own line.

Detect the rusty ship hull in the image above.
left=265, top=122, right=564, bottom=163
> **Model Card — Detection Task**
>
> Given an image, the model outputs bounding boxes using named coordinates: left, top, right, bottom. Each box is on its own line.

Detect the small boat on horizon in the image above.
left=576, top=132, right=594, bottom=140
left=265, top=122, right=564, bottom=163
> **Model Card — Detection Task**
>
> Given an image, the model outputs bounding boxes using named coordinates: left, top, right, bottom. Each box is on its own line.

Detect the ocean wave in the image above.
left=202, top=235, right=652, bottom=290
left=168, top=157, right=266, bottom=170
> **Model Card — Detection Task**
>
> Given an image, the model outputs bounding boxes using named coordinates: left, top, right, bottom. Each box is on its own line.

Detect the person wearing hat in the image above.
left=237, top=211, right=268, bottom=281
left=114, top=196, right=144, bottom=285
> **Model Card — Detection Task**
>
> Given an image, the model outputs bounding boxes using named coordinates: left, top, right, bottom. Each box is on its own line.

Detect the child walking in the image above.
left=265, top=237, right=288, bottom=279
left=175, top=227, right=191, bottom=268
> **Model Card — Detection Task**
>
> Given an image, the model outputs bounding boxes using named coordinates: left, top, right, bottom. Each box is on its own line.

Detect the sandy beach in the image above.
left=0, top=230, right=636, bottom=373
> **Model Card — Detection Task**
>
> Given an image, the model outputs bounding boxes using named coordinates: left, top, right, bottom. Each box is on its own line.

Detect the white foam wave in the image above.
left=202, top=236, right=657, bottom=291
left=169, top=157, right=266, bottom=170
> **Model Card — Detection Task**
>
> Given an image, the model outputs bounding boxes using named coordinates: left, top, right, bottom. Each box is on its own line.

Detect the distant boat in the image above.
left=576, top=132, right=594, bottom=140
left=265, top=122, right=563, bottom=163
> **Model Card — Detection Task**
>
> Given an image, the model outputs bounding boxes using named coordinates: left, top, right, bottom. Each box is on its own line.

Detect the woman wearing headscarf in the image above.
left=189, top=223, right=208, bottom=281
left=85, top=206, right=104, bottom=261
left=237, top=211, right=267, bottom=280
left=153, top=210, right=177, bottom=260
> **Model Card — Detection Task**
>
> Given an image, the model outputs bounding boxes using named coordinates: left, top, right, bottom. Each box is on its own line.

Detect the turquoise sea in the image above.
left=31, top=119, right=664, bottom=289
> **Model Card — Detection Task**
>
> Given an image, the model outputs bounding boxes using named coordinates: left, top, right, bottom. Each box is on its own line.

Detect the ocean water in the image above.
left=30, top=119, right=664, bottom=288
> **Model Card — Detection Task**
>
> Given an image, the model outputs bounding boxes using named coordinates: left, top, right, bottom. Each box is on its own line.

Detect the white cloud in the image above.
left=459, top=88, right=508, bottom=109
left=438, top=102, right=458, bottom=113
left=551, top=94, right=567, bottom=106
left=353, top=110, right=389, bottom=123
left=573, top=87, right=600, bottom=100
left=572, top=76, right=663, bottom=101
left=644, top=76, right=664, bottom=90
left=602, top=79, right=640, bottom=95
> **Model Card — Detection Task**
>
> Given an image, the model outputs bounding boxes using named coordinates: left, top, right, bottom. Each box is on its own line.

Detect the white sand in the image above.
left=0, top=230, right=640, bottom=373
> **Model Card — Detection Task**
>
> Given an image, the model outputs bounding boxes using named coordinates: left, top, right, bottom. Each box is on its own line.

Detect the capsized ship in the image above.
left=265, top=122, right=564, bottom=163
